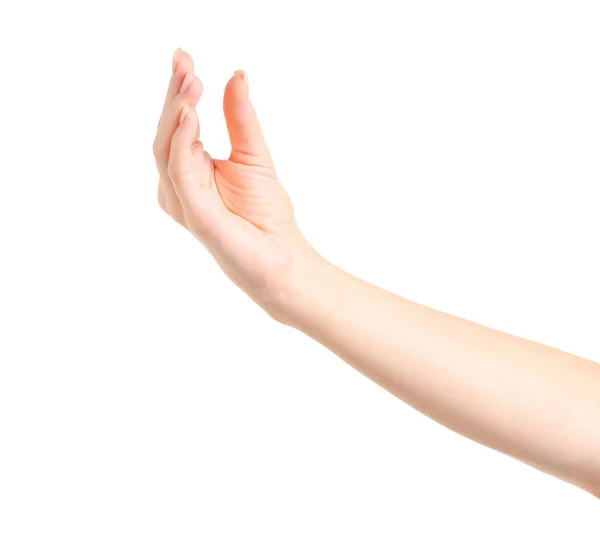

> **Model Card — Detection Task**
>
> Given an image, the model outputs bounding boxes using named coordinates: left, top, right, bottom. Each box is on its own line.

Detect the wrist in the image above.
left=265, top=243, right=333, bottom=327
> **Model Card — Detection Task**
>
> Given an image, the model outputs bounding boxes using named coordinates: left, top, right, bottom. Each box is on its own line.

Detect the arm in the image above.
left=275, top=251, right=600, bottom=497
left=153, top=49, right=600, bottom=498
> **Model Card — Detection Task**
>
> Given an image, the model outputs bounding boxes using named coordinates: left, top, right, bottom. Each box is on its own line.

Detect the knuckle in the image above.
left=169, top=93, right=186, bottom=114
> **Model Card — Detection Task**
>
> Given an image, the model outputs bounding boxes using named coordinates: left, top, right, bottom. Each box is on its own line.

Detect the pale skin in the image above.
left=154, top=49, right=600, bottom=499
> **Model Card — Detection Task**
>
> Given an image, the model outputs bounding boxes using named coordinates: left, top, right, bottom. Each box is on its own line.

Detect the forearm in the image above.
left=275, top=250, right=600, bottom=496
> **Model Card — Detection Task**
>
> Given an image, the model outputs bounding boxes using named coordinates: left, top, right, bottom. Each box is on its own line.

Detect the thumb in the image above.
left=223, top=70, right=272, bottom=167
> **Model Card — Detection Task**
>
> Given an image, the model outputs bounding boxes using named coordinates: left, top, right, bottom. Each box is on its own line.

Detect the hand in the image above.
left=153, top=49, right=314, bottom=315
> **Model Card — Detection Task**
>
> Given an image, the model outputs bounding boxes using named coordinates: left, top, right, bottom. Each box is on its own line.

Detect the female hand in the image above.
left=153, top=49, right=313, bottom=314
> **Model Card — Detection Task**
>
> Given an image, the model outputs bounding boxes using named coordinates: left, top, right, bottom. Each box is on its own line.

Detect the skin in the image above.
left=153, top=49, right=600, bottom=499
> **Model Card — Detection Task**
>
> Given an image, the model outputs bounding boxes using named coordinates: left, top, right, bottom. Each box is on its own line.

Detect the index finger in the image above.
left=160, top=48, right=195, bottom=119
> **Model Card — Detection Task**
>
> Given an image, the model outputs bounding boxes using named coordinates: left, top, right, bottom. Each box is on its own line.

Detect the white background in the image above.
left=1, top=1, right=599, bottom=537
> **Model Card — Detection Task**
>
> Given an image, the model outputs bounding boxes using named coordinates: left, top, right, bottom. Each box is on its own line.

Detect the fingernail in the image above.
left=235, top=70, right=249, bottom=90
left=172, top=47, right=182, bottom=72
left=180, top=75, right=194, bottom=93
left=179, top=105, right=190, bottom=126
